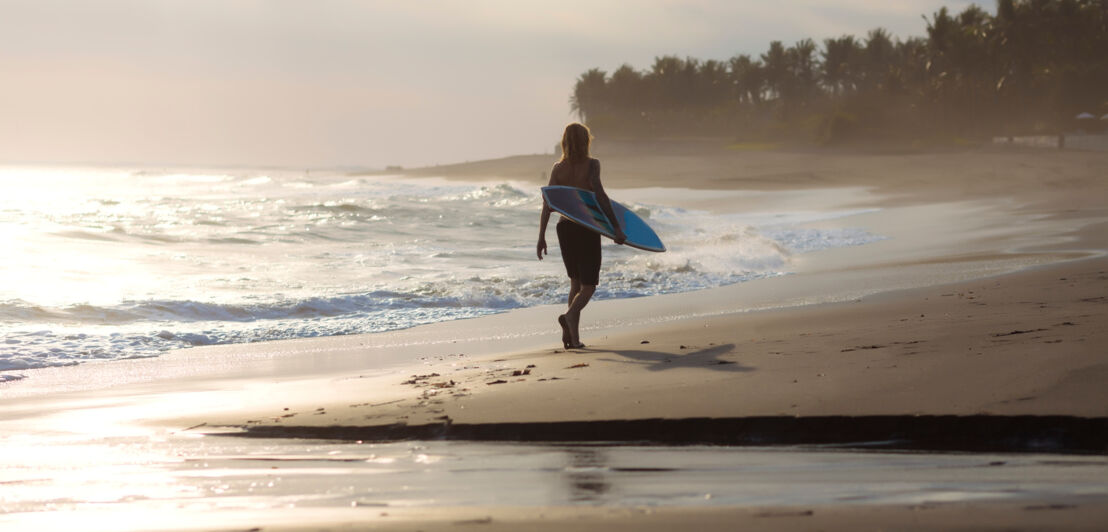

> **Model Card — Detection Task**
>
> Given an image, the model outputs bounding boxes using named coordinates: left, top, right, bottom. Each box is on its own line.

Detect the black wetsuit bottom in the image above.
left=556, top=218, right=601, bottom=286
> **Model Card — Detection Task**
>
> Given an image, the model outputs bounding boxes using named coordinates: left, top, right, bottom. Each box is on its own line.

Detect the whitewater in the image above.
left=0, top=166, right=882, bottom=374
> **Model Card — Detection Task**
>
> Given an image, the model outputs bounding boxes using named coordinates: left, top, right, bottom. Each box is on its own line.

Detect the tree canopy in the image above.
left=570, top=0, right=1108, bottom=143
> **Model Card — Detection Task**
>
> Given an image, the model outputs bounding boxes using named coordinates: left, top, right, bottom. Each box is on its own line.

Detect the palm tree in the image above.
left=608, top=64, right=645, bottom=132
left=786, top=38, right=820, bottom=107
left=697, top=59, right=730, bottom=108
left=761, top=41, right=788, bottom=101
left=647, top=55, right=692, bottom=111
left=893, top=36, right=930, bottom=104
left=570, top=68, right=607, bottom=124
left=608, top=64, right=643, bottom=109
left=861, top=28, right=896, bottom=95
left=728, top=54, right=765, bottom=105
left=822, top=35, right=859, bottom=96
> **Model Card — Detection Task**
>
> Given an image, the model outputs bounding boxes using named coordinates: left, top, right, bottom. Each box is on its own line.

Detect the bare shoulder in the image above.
left=587, top=157, right=603, bottom=185
left=548, top=158, right=600, bottom=189
left=548, top=160, right=569, bottom=185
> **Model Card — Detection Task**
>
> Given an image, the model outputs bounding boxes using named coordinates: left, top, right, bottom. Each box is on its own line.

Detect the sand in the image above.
left=9, top=501, right=1108, bottom=532
left=203, top=256, right=1105, bottom=437
left=216, top=143, right=1107, bottom=431
left=3, top=143, right=1107, bottom=530
left=211, top=502, right=1108, bottom=532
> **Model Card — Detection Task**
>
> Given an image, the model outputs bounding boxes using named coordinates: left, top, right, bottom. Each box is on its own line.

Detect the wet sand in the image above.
left=17, top=503, right=1107, bottom=532
left=2, top=144, right=1107, bottom=530
left=4, top=437, right=1107, bottom=531
left=244, top=502, right=1108, bottom=532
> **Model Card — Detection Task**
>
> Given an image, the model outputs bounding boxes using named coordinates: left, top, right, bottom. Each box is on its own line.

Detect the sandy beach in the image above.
left=3, top=144, right=1107, bottom=530
left=231, top=144, right=1108, bottom=427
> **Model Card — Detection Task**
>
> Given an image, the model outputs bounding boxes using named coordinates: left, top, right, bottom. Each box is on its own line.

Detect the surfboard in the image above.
left=542, top=186, right=665, bottom=252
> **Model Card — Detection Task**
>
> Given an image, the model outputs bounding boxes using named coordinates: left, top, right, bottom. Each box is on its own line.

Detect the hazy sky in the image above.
left=0, top=0, right=988, bottom=169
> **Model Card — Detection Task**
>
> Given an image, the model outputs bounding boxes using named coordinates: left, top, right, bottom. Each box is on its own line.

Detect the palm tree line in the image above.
left=570, top=1, right=1108, bottom=143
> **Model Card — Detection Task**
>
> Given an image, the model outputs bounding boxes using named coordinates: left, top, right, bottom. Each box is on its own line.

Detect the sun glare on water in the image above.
left=0, top=167, right=171, bottom=308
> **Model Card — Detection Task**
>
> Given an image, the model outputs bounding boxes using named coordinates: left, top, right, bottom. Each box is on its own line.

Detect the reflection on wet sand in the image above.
left=564, top=447, right=611, bottom=503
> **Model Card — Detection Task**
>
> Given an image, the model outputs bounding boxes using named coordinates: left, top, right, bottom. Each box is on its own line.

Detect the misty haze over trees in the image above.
left=570, top=0, right=1108, bottom=144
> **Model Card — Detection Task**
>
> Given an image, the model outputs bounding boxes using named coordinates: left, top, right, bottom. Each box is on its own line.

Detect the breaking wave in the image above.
left=0, top=167, right=883, bottom=373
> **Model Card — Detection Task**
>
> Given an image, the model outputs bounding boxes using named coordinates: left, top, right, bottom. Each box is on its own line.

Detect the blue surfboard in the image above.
left=542, top=186, right=665, bottom=253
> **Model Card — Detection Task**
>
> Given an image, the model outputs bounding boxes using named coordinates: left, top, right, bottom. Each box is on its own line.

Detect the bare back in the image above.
left=538, top=154, right=623, bottom=255
left=549, top=158, right=599, bottom=192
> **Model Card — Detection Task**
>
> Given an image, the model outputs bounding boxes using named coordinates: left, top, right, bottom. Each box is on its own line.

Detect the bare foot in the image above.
left=557, top=315, right=572, bottom=348
left=565, top=312, right=585, bottom=348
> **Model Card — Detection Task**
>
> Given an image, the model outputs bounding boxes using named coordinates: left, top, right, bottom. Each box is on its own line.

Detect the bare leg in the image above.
left=559, top=279, right=583, bottom=348
left=565, top=284, right=595, bottom=347
left=567, top=279, right=581, bottom=307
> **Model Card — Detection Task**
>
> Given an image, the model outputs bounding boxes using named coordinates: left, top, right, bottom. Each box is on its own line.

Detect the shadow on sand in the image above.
left=588, top=343, right=753, bottom=373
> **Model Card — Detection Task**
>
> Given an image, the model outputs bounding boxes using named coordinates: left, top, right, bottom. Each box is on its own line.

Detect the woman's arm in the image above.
left=588, top=159, right=626, bottom=244
left=537, top=203, right=551, bottom=260
left=536, top=167, right=557, bottom=260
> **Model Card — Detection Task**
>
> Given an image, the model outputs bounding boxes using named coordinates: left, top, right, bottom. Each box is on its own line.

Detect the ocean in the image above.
left=0, top=166, right=882, bottom=374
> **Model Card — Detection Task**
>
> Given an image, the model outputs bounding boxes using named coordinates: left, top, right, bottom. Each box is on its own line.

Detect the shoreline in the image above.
left=195, top=253, right=1106, bottom=436
left=2, top=146, right=1106, bottom=530
left=4, top=147, right=1105, bottom=428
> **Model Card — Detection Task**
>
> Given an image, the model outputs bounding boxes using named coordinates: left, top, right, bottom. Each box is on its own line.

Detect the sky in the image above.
left=0, top=0, right=989, bottom=169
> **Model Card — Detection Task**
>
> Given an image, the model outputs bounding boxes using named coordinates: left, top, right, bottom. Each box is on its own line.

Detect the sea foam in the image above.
left=0, top=167, right=882, bottom=372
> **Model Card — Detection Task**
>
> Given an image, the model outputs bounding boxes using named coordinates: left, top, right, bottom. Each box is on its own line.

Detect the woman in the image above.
left=536, top=123, right=625, bottom=349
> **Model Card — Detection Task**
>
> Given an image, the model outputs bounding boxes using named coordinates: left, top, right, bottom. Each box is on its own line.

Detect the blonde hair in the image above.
left=560, top=122, right=592, bottom=162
